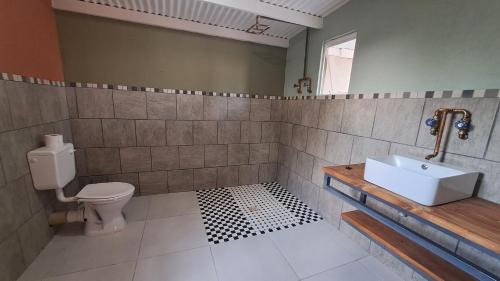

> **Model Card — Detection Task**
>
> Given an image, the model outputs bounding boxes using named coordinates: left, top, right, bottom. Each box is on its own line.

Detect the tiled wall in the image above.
left=0, top=80, right=75, bottom=281
left=69, top=88, right=280, bottom=194
left=275, top=97, right=500, bottom=278
left=2, top=72, right=500, bottom=280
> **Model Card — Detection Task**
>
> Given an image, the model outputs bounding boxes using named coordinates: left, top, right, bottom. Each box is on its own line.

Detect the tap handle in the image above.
left=425, top=118, right=438, bottom=128
left=454, top=119, right=470, bottom=130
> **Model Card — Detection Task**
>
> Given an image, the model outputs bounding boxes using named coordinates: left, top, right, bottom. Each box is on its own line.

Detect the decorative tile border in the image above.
left=1, top=72, right=499, bottom=100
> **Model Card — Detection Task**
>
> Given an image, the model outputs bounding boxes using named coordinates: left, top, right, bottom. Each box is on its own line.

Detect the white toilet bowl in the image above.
left=76, top=182, right=135, bottom=236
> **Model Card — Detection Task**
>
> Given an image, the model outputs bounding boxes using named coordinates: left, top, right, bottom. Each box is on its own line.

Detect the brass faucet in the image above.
left=424, top=108, right=471, bottom=160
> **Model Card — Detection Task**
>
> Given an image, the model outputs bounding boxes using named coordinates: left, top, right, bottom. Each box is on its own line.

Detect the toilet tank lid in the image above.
left=77, top=182, right=135, bottom=199
left=28, top=143, right=73, bottom=156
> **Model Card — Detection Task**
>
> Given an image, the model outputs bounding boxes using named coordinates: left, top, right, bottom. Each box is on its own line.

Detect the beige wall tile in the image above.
left=350, top=137, right=390, bottom=164
left=291, top=125, right=308, bottom=151
left=168, top=169, right=194, bottom=192
left=239, top=164, right=259, bottom=185
left=0, top=234, right=26, bottom=281
left=217, top=166, right=239, bottom=187
left=305, top=128, right=327, bottom=158
left=139, top=171, right=167, bottom=195
left=86, top=148, right=121, bottom=175
left=204, top=144, right=227, bottom=167
left=259, top=163, right=277, bottom=183
left=193, top=121, right=217, bottom=145
left=179, top=145, right=205, bottom=169
left=71, top=119, right=103, bottom=148
left=300, top=100, right=320, bottom=128
left=240, top=121, right=261, bottom=143
left=194, top=168, right=217, bottom=190
left=113, top=90, right=147, bottom=119
left=262, top=122, right=281, bottom=143
left=102, top=119, right=136, bottom=147
left=136, top=120, right=166, bottom=146
left=227, top=97, right=250, bottom=120
left=167, top=121, right=193, bottom=145
left=146, top=92, right=176, bottom=120
left=250, top=99, right=271, bottom=121
left=38, top=86, right=69, bottom=123
left=296, top=152, right=314, bottom=180
left=204, top=96, right=227, bottom=120
left=325, top=132, right=353, bottom=165
left=372, top=98, right=425, bottom=145
left=5, top=82, right=41, bottom=129
left=17, top=210, right=53, bottom=264
left=177, top=94, right=203, bottom=120
left=0, top=81, right=13, bottom=132
left=218, top=121, right=240, bottom=144
left=228, top=144, right=249, bottom=165
left=249, top=143, right=270, bottom=164
left=76, top=88, right=114, bottom=118
left=287, top=100, right=303, bottom=124
left=151, top=146, right=179, bottom=171
left=0, top=177, right=31, bottom=242
left=120, top=147, right=151, bottom=172
left=270, top=100, right=283, bottom=121
left=318, top=100, right=344, bottom=132
left=340, top=99, right=377, bottom=137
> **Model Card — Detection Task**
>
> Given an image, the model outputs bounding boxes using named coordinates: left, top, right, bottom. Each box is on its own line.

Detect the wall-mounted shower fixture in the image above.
left=294, top=77, right=312, bottom=94
left=246, top=16, right=270, bottom=34
left=294, top=28, right=312, bottom=95
left=424, top=108, right=471, bottom=160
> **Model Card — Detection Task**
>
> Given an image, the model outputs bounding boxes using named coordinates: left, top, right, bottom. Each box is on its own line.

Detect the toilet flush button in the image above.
left=29, top=157, right=38, bottom=164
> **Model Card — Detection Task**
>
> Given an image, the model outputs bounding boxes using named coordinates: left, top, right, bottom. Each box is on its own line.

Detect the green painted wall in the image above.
left=55, top=11, right=286, bottom=96
left=285, top=0, right=500, bottom=96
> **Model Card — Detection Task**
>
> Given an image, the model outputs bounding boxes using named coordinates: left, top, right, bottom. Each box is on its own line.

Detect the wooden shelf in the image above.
left=342, top=211, right=475, bottom=281
left=323, top=164, right=500, bottom=255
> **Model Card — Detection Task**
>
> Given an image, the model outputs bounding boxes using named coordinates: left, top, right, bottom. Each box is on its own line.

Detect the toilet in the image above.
left=27, top=141, right=135, bottom=236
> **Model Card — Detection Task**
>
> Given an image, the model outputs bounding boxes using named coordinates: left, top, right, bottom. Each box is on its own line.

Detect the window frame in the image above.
left=317, top=32, right=357, bottom=96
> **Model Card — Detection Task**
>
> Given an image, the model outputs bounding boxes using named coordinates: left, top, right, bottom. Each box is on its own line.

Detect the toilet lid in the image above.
left=77, top=182, right=135, bottom=200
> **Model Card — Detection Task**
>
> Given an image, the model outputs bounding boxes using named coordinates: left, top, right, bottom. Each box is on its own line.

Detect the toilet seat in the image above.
left=77, top=182, right=135, bottom=202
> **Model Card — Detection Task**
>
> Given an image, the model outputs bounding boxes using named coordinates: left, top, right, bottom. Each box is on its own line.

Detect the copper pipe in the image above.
left=293, top=77, right=312, bottom=95
left=425, top=108, right=471, bottom=160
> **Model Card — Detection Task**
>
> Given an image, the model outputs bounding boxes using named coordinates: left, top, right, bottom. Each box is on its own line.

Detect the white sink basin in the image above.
left=364, top=155, right=479, bottom=206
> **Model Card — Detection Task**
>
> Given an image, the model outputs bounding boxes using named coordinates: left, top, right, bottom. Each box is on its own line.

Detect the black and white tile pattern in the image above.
left=1, top=71, right=498, bottom=100
left=196, top=182, right=322, bottom=245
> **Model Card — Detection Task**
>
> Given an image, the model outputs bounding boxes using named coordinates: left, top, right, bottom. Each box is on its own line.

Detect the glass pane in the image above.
left=321, top=38, right=356, bottom=95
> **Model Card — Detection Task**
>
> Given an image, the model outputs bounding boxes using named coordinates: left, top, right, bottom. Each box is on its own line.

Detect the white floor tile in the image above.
left=211, top=235, right=299, bottom=281
left=134, top=247, right=218, bottom=281
left=140, top=214, right=207, bottom=258
left=358, top=256, right=403, bottom=281
left=19, top=222, right=145, bottom=281
left=303, top=256, right=404, bottom=281
left=302, top=260, right=372, bottom=281
left=268, top=221, right=368, bottom=279
left=40, top=261, right=135, bottom=281
left=123, top=196, right=151, bottom=222
left=147, top=192, right=200, bottom=220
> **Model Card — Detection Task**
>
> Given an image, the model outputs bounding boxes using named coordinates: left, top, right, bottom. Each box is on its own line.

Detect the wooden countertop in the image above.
left=323, top=164, right=500, bottom=255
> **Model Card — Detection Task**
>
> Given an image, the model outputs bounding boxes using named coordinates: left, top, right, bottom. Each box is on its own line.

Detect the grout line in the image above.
left=209, top=246, right=222, bottom=281
left=481, top=101, right=500, bottom=159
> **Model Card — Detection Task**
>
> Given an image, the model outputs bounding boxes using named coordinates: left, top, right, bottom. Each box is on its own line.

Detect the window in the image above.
left=319, top=33, right=356, bottom=95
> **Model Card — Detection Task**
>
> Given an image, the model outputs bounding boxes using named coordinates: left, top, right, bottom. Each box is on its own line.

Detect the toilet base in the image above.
left=83, top=204, right=128, bottom=236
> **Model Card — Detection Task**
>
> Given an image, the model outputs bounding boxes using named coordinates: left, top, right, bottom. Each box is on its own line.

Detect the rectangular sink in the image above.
left=364, top=155, right=479, bottom=206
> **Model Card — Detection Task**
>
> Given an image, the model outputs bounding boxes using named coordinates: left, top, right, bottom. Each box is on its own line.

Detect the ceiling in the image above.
left=54, top=0, right=349, bottom=47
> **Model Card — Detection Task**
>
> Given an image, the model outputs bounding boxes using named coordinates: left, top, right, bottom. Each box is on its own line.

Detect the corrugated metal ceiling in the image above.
left=79, top=0, right=346, bottom=39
